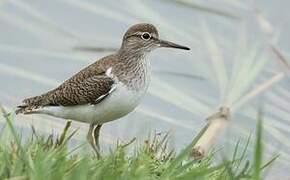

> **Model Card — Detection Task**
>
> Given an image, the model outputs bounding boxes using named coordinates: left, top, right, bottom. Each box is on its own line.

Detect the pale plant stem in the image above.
left=192, top=8, right=290, bottom=157
left=192, top=72, right=285, bottom=157
left=193, top=117, right=228, bottom=157
left=193, top=107, right=230, bottom=157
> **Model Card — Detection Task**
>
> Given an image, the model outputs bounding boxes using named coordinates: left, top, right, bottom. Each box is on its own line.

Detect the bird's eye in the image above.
left=141, top=32, right=151, bottom=40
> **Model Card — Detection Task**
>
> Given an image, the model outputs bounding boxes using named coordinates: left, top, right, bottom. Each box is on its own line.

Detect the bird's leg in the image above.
left=87, top=124, right=96, bottom=152
left=87, top=123, right=103, bottom=159
left=93, top=124, right=103, bottom=151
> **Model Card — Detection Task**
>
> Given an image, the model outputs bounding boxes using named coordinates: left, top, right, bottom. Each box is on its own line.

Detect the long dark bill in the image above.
left=158, top=39, right=190, bottom=50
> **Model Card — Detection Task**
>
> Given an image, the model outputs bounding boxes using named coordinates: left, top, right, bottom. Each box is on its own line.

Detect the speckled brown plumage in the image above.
left=16, top=55, right=116, bottom=114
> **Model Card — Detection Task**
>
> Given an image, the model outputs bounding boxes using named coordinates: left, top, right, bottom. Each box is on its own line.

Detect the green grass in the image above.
left=0, top=113, right=277, bottom=180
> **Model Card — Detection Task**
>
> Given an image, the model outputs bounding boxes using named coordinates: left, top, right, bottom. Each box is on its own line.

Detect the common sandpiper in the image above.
left=16, top=23, right=190, bottom=157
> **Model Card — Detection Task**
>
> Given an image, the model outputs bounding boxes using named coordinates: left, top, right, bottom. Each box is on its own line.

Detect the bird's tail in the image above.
left=16, top=95, right=45, bottom=114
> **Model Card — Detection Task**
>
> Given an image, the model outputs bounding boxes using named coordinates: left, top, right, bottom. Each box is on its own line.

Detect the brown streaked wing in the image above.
left=41, top=55, right=116, bottom=106
left=18, top=55, right=116, bottom=112
left=46, top=73, right=114, bottom=106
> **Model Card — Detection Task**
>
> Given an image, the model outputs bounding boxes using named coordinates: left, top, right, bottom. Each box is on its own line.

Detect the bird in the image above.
left=16, top=23, right=190, bottom=157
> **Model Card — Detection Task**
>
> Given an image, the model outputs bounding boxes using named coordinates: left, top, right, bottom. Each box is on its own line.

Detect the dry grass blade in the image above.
left=226, top=46, right=268, bottom=106
left=263, top=123, right=290, bottom=150
left=0, top=44, right=88, bottom=61
left=0, top=11, right=49, bottom=37
left=160, top=0, right=242, bottom=20
left=232, top=72, right=284, bottom=111
left=254, top=8, right=290, bottom=73
left=61, top=0, right=135, bottom=24
left=120, top=137, right=136, bottom=148
left=153, top=70, right=205, bottom=80
left=136, top=107, right=196, bottom=129
left=254, top=8, right=274, bottom=37
left=202, top=22, right=228, bottom=103
left=0, top=62, right=59, bottom=86
left=271, top=46, right=290, bottom=73
left=150, top=77, right=211, bottom=116
left=9, top=0, right=80, bottom=39
left=0, top=103, right=8, bottom=116
left=72, top=46, right=117, bottom=53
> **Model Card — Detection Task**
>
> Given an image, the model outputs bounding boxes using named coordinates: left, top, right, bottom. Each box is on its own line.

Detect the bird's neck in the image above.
left=118, top=45, right=147, bottom=62
left=114, top=48, right=151, bottom=91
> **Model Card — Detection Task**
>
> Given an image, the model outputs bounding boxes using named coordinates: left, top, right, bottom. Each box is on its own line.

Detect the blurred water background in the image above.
left=0, top=0, right=290, bottom=178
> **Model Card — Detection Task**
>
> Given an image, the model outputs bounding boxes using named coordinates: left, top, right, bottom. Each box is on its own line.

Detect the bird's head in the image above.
left=121, top=23, right=190, bottom=53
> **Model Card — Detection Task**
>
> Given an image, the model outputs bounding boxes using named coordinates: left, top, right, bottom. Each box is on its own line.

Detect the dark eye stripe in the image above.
left=126, top=33, right=154, bottom=40
left=126, top=34, right=139, bottom=39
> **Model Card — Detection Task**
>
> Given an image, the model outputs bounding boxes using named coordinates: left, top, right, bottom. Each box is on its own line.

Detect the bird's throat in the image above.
left=115, top=51, right=151, bottom=91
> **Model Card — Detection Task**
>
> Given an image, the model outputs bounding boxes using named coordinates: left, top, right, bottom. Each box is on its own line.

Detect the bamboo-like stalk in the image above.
left=192, top=107, right=230, bottom=158
left=191, top=7, right=290, bottom=159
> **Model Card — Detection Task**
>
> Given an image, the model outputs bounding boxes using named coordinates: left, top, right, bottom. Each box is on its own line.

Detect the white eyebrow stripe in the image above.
left=134, top=32, right=143, bottom=36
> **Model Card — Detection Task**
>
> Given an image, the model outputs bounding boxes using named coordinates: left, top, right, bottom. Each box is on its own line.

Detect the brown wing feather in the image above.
left=16, top=55, right=116, bottom=114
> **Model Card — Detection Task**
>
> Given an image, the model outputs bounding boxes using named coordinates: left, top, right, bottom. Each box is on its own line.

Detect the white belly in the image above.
left=38, top=83, right=147, bottom=124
